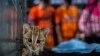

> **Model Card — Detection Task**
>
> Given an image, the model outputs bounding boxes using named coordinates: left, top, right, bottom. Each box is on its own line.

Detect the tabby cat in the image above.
left=23, top=23, right=49, bottom=56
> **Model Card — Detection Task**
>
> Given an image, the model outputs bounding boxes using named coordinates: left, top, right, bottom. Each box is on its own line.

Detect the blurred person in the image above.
left=28, top=0, right=55, bottom=48
left=55, top=0, right=79, bottom=43
left=79, top=0, right=100, bottom=43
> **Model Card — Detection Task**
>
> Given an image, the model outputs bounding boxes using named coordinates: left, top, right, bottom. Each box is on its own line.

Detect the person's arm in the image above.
left=79, top=10, right=89, bottom=33
left=56, top=24, right=62, bottom=43
left=55, top=9, right=62, bottom=43
left=28, top=16, right=35, bottom=25
left=71, top=6, right=79, bottom=22
left=71, top=6, right=80, bottom=38
left=78, top=9, right=90, bottom=39
left=28, top=7, right=37, bottom=25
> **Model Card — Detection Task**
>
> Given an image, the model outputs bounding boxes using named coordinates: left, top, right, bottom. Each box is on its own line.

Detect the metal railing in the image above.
left=0, top=0, right=26, bottom=56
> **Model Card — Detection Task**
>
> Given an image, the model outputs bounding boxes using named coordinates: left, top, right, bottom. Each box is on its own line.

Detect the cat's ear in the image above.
left=41, top=28, right=49, bottom=37
left=23, top=23, right=30, bottom=29
left=23, top=23, right=31, bottom=37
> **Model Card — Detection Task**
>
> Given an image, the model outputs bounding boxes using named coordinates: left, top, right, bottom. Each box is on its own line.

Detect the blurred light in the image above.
left=72, top=0, right=88, bottom=4
left=33, top=0, right=64, bottom=5
left=33, top=0, right=40, bottom=5
left=51, top=0, right=64, bottom=4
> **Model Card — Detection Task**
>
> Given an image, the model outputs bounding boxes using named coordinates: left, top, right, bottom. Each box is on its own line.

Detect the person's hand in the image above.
left=76, top=33, right=85, bottom=41
left=64, top=16, right=70, bottom=22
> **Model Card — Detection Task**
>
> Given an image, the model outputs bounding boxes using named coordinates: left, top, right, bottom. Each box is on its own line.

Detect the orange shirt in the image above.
left=56, top=6, right=79, bottom=41
left=28, top=6, right=55, bottom=48
left=28, top=6, right=55, bottom=28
